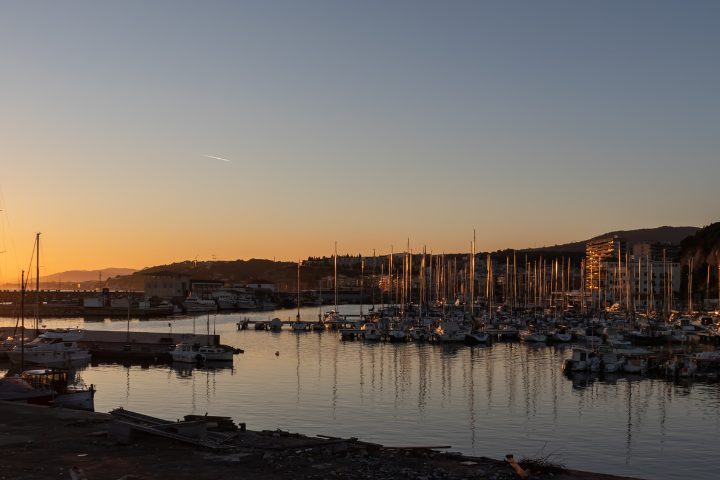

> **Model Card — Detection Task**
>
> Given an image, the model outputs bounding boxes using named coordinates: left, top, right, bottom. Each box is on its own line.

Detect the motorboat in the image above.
left=563, top=346, right=594, bottom=372
left=269, top=318, right=284, bottom=331
left=171, top=343, right=234, bottom=363
left=7, top=329, right=91, bottom=366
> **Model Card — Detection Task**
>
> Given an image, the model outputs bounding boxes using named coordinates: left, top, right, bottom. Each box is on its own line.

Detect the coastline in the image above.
left=0, top=402, right=643, bottom=480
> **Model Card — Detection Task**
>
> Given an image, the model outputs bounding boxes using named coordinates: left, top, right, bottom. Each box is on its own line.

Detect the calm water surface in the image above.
left=2, top=306, right=719, bottom=479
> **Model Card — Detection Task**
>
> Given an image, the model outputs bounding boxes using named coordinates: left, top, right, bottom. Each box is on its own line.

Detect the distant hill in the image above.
left=43, top=268, right=138, bottom=283
left=680, top=222, right=720, bottom=265
left=524, top=226, right=700, bottom=253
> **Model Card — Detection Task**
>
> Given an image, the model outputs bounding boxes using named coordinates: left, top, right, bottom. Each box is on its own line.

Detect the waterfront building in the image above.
left=585, top=237, right=627, bottom=309
left=143, top=273, right=190, bottom=300
left=601, top=258, right=680, bottom=312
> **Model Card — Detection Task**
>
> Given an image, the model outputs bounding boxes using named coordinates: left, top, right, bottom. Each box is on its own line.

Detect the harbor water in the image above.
left=2, top=305, right=719, bottom=479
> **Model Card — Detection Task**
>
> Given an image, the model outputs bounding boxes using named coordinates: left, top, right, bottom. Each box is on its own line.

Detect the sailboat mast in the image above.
left=334, top=241, right=338, bottom=312
left=297, top=260, right=301, bottom=321
left=471, top=230, right=476, bottom=316
left=360, top=256, right=364, bottom=320
left=21, top=270, right=25, bottom=370
left=35, top=232, right=40, bottom=332
left=389, top=246, right=393, bottom=309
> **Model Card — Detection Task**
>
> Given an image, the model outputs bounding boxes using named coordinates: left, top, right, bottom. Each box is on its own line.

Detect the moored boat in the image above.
left=7, top=329, right=91, bottom=366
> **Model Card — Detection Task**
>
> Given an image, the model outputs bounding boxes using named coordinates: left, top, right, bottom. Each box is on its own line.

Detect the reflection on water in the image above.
left=2, top=308, right=719, bottom=479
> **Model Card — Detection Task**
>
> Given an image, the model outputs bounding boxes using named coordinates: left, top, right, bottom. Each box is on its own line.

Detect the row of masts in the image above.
left=301, top=240, right=718, bottom=320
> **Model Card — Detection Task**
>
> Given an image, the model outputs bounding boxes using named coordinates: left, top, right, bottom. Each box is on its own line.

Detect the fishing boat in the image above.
left=0, top=369, right=95, bottom=411
left=7, top=329, right=91, bottom=366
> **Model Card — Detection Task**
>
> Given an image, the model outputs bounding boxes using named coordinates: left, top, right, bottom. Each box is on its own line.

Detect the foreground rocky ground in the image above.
left=0, top=402, right=641, bottom=480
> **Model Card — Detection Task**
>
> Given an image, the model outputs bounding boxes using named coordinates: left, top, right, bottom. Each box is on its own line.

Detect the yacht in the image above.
left=183, top=295, right=217, bottom=313
left=7, top=329, right=91, bottom=366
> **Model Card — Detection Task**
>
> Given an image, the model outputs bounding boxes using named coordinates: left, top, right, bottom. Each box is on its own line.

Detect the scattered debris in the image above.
left=506, top=454, right=530, bottom=479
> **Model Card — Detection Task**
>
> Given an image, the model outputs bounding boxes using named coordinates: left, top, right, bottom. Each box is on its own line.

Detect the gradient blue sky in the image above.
left=1, top=0, right=718, bottom=277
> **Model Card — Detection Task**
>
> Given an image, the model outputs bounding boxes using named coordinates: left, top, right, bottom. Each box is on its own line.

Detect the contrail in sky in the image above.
left=202, top=154, right=231, bottom=162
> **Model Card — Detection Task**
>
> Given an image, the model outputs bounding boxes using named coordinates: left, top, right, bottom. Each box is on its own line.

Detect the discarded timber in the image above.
left=109, top=408, right=236, bottom=448
left=184, top=414, right=238, bottom=432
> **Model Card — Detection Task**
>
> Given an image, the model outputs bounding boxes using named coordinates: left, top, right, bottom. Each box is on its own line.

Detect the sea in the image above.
left=2, top=305, right=718, bottom=479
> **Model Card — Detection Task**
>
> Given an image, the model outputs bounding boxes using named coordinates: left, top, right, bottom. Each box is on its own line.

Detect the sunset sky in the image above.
left=1, top=1, right=718, bottom=282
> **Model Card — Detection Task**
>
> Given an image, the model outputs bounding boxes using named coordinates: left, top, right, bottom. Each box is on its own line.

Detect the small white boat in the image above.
left=171, top=343, right=234, bottom=363
left=7, top=329, right=91, bottom=366
left=622, top=356, right=647, bottom=374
